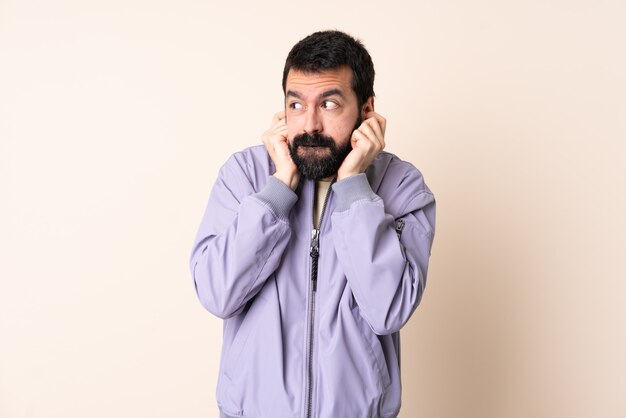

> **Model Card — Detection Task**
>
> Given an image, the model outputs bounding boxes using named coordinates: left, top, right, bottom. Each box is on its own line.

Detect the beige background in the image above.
left=1, top=1, right=625, bottom=417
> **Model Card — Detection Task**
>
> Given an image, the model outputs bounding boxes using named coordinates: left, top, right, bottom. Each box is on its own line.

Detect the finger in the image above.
left=366, top=112, right=386, bottom=136
left=365, top=118, right=385, bottom=145
left=271, top=111, right=286, bottom=126
left=351, top=129, right=372, bottom=150
left=357, top=122, right=379, bottom=147
left=266, top=120, right=287, bottom=135
left=262, top=123, right=287, bottom=145
left=271, top=119, right=287, bottom=130
left=270, top=124, right=288, bottom=140
left=363, top=119, right=385, bottom=149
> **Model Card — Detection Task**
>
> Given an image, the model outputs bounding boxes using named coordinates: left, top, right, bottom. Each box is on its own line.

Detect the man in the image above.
left=190, top=30, right=436, bottom=418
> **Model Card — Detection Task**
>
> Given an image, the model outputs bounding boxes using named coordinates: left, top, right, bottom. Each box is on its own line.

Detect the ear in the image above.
left=361, top=96, right=375, bottom=119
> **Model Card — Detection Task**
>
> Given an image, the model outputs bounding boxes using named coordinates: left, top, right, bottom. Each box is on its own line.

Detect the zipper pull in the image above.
left=394, top=220, right=408, bottom=261
left=310, top=229, right=319, bottom=258
left=395, top=220, right=405, bottom=239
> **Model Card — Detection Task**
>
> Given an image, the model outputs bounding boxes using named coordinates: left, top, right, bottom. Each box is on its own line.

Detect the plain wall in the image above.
left=1, top=1, right=625, bottom=417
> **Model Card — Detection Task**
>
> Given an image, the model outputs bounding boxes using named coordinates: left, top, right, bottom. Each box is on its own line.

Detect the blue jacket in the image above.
left=190, top=145, right=436, bottom=418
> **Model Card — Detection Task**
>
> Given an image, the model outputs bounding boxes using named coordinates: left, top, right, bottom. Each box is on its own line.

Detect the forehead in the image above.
left=285, top=66, right=353, bottom=97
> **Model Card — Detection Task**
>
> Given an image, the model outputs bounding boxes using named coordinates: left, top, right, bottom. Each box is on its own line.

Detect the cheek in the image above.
left=331, top=124, right=356, bottom=142
left=285, top=118, right=301, bottom=140
left=286, top=126, right=298, bottom=142
left=326, top=112, right=358, bottom=138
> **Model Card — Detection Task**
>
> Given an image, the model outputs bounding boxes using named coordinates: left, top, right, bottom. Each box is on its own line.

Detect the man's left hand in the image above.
left=337, top=112, right=386, bottom=180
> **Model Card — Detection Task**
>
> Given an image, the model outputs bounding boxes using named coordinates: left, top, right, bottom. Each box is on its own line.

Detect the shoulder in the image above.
left=218, top=145, right=274, bottom=193
left=367, top=151, right=431, bottom=194
left=366, top=151, right=435, bottom=215
left=223, top=145, right=273, bottom=172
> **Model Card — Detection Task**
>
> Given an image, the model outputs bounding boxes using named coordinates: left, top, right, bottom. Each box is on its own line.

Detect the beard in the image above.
left=288, top=115, right=362, bottom=181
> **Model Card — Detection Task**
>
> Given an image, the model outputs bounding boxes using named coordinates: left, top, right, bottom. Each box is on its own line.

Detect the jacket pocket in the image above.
left=350, top=303, right=392, bottom=391
left=222, top=302, right=258, bottom=383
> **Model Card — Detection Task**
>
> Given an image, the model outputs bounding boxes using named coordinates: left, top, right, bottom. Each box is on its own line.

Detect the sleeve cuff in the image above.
left=253, top=176, right=298, bottom=220
left=332, top=173, right=378, bottom=212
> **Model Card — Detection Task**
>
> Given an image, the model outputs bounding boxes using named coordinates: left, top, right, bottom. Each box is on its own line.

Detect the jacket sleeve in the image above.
left=189, top=153, right=298, bottom=319
left=330, top=172, right=436, bottom=335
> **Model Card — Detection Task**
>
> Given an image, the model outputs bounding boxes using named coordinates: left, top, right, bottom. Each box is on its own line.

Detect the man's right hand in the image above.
left=262, top=111, right=300, bottom=191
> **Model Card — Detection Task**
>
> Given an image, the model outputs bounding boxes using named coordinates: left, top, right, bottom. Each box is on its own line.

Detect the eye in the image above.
left=322, top=100, right=338, bottom=110
left=289, top=102, right=303, bottom=110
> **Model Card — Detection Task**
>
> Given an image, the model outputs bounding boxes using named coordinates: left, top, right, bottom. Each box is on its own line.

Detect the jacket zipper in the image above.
left=395, top=219, right=407, bottom=261
left=305, top=179, right=334, bottom=418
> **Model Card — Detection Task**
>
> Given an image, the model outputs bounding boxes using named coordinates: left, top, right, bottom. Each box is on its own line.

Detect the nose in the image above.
left=303, top=108, right=322, bottom=134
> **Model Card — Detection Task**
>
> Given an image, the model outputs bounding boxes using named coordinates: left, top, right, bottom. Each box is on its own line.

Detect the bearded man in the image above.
left=189, top=30, right=436, bottom=418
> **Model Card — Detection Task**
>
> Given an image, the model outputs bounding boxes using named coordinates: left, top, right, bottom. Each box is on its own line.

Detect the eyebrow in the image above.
left=286, top=90, right=303, bottom=100
left=320, top=88, right=345, bottom=99
left=286, top=88, right=346, bottom=101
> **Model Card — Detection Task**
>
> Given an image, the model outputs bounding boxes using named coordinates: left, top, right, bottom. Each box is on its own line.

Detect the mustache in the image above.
left=292, top=132, right=335, bottom=147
